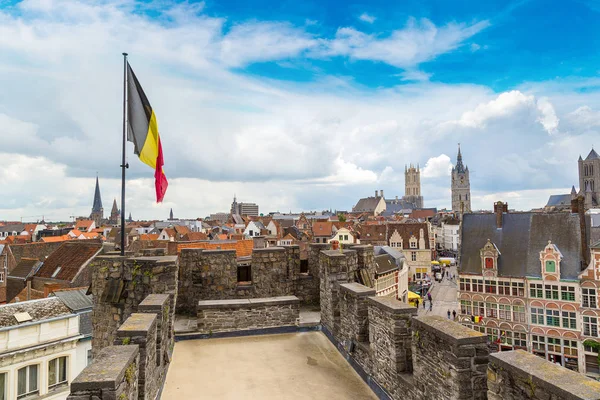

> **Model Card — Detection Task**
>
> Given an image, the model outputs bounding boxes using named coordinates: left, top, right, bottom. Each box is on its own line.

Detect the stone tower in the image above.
left=578, top=148, right=599, bottom=209
left=231, top=194, right=239, bottom=215
left=451, top=144, right=471, bottom=213
left=90, top=176, right=104, bottom=226
left=109, top=199, right=120, bottom=225
left=403, top=164, right=423, bottom=208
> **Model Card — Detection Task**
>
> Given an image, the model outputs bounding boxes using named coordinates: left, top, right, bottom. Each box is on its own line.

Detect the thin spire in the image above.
left=455, top=143, right=466, bottom=173
left=92, top=176, right=103, bottom=212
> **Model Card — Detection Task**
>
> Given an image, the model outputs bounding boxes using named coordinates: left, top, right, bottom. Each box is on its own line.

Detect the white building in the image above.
left=0, top=297, right=90, bottom=399
left=442, top=220, right=460, bottom=251
left=329, top=228, right=359, bottom=245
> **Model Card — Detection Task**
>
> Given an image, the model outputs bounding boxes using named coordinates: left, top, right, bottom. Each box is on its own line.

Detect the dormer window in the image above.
left=485, top=257, right=494, bottom=269
left=51, top=267, right=62, bottom=278
left=545, top=260, right=556, bottom=273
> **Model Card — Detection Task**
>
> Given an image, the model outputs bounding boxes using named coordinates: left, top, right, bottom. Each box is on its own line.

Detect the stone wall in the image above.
left=319, top=249, right=358, bottom=337
left=197, top=296, right=300, bottom=333
left=177, top=246, right=320, bottom=314
left=68, top=345, right=140, bottom=400
left=411, top=316, right=488, bottom=400
left=90, top=255, right=178, bottom=356
left=488, top=350, right=600, bottom=400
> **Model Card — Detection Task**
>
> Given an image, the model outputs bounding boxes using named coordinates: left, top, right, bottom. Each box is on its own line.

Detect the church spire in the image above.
left=169, top=208, right=173, bottom=221
left=455, top=143, right=466, bottom=173
left=92, top=175, right=103, bottom=213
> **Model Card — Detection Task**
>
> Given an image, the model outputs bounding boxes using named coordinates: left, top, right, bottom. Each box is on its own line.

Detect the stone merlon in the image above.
left=412, top=315, right=487, bottom=345
left=70, top=345, right=139, bottom=392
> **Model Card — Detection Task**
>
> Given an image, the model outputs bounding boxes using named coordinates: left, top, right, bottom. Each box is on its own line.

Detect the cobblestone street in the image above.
left=416, top=265, right=459, bottom=319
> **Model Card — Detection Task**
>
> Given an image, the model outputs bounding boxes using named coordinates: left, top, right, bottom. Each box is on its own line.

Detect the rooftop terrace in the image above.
left=163, top=332, right=377, bottom=400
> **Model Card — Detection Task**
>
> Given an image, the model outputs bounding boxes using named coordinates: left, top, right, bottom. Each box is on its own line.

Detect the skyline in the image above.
left=1, top=0, right=600, bottom=220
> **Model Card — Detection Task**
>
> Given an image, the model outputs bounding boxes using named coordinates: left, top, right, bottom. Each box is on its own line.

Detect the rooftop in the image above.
left=163, top=332, right=377, bottom=400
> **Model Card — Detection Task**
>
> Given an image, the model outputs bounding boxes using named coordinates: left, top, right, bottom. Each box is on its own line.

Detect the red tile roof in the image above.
left=312, top=222, right=333, bottom=237
left=177, top=239, right=254, bottom=258
left=75, top=220, right=93, bottom=231
left=35, top=241, right=102, bottom=282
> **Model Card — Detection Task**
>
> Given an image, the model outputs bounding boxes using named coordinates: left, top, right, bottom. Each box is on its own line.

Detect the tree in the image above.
left=338, top=214, right=346, bottom=222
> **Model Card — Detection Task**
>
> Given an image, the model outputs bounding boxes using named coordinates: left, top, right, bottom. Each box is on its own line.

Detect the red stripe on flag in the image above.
left=155, top=137, right=168, bottom=202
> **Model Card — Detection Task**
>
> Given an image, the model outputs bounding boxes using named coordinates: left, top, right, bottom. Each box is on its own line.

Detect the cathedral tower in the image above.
left=403, top=164, right=423, bottom=208
left=451, top=145, right=471, bottom=213
left=109, top=199, right=120, bottom=225
left=90, top=176, right=104, bottom=226
left=578, top=148, right=599, bottom=209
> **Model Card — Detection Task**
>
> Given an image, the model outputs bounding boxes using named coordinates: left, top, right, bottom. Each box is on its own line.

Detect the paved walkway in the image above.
left=416, top=266, right=459, bottom=319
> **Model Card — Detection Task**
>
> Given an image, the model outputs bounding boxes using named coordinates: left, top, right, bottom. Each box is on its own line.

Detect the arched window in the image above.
left=466, top=194, right=469, bottom=201
left=459, top=194, right=462, bottom=201
left=585, top=165, right=588, bottom=176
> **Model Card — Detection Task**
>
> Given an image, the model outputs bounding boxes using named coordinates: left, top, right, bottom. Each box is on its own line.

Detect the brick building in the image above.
left=457, top=200, right=600, bottom=376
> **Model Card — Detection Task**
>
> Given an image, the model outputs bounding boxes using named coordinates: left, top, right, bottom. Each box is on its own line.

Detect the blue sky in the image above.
left=0, top=0, right=599, bottom=220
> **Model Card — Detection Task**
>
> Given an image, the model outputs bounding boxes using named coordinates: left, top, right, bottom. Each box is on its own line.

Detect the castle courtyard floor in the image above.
left=162, top=331, right=378, bottom=400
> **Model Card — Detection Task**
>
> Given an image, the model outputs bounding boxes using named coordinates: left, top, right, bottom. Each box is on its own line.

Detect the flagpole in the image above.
left=120, top=52, right=129, bottom=256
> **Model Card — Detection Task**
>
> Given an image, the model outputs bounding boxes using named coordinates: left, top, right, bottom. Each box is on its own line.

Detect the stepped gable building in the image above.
left=579, top=148, right=600, bottom=209
left=403, top=164, right=423, bottom=209
left=451, top=144, right=471, bottom=213
left=458, top=200, right=598, bottom=374
left=89, top=176, right=103, bottom=226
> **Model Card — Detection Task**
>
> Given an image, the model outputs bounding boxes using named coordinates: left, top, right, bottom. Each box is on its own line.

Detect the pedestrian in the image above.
left=452, top=310, right=457, bottom=320
left=422, top=299, right=426, bottom=309
left=415, top=298, right=419, bottom=308
left=447, top=309, right=451, bottom=319
left=427, top=292, right=432, bottom=302
left=429, top=301, right=433, bottom=311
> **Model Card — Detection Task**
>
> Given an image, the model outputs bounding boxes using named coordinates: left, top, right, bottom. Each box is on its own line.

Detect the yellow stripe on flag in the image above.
left=139, top=111, right=159, bottom=169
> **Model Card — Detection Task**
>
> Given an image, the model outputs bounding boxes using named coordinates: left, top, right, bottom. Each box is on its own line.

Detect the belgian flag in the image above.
left=126, top=62, right=168, bottom=202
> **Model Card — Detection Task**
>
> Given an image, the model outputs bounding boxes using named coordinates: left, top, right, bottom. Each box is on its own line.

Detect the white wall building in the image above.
left=442, top=221, right=460, bottom=251
left=0, top=297, right=90, bottom=400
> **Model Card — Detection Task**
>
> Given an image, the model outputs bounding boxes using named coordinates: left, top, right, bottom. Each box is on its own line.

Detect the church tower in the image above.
left=90, top=176, right=104, bottom=226
left=578, top=148, right=599, bottom=209
left=403, top=164, right=423, bottom=208
left=451, top=144, right=471, bottom=213
left=109, top=199, right=120, bottom=225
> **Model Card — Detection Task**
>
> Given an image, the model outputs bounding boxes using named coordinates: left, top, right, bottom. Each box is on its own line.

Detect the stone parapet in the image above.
left=339, top=283, right=376, bottom=343
left=488, top=350, right=600, bottom=400
left=197, top=296, right=300, bottom=333
left=68, top=345, right=139, bottom=400
left=411, top=316, right=488, bottom=400
left=115, top=313, right=158, bottom=400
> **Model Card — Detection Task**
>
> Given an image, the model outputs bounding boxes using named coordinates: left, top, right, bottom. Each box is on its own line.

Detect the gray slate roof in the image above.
left=0, top=224, right=25, bottom=233
left=546, top=194, right=571, bottom=207
left=51, top=288, right=93, bottom=312
left=460, top=212, right=585, bottom=279
left=586, top=149, right=599, bottom=161
left=8, top=258, right=42, bottom=280
left=382, top=200, right=414, bottom=216
left=0, top=297, right=73, bottom=328
left=353, top=197, right=383, bottom=212
left=374, top=254, right=399, bottom=274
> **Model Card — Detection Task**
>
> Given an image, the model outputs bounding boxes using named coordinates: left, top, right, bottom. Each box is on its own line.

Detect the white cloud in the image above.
left=398, top=70, right=432, bottom=81
left=536, top=97, right=559, bottom=134
left=359, top=13, right=376, bottom=24
left=422, top=154, right=452, bottom=178
left=470, top=43, right=481, bottom=52
left=322, top=17, right=490, bottom=68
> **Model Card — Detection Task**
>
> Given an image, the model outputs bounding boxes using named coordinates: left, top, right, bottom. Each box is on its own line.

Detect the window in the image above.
left=485, top=280, right=497, bottom=294
left=460, top=300, right=472, bottom=315
left=17, top=364, right=38, bottom=399
left=530, top=283, right=543, bottom=298
left=584, top=316, right=599, bottom=337
left=410, top=241, right=417, bottom=249
left=473, top=279, right=483, bottom=293
left=0, top=372, right=5, bottom=400
left=512, top=305, right=526, bottom=323
left=411, top=252, right=417, bottom=262
left=562, top=311, right=577, bottom=330
left=498, top=304, right=511, bottom=321
left=546, top=309, right=560, bottom=327
left=416, top=268, right=427, bottom=279
left=87, top=349, right=93, bottom=366
left=545, top=260, right=556, bottom=273
left=582, top=288, right=597, bottom=308
left=545, top=285, right=559, bottom=300
left=561, top=286, right=575, bottom=302
left=0, top=272, right=4, bottom=283
left=532, top=335, right=545, bottom=352
left=300, top=259, right=308, bottom=274
left=564, top=339, right=578, bottom=357
left=237, top=265, right=251, bottom=283
left=484, top=257, right=494, bottom=269
left=547, top=337, right=561, bottom=353
left=48, top=356, right=68, bottom=389
left=498, top=281, right=510, bottom=295
left=485, top=303, right=498, bottom=318
left=531, top=307, right=544, bottom=325
left=473, top=301, right=485, bottom=316
left=511, top=281, right=525, bottom=297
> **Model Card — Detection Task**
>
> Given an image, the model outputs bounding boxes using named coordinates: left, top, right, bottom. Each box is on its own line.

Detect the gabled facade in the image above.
left=458, top=202, right=596, bottom=376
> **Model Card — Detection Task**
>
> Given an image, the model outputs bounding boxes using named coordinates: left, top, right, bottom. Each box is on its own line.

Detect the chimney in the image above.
left=576, top=195, right=589, bottom=268
left=381, top=190, right=384, bottom=199
left=494, top=201, right=507, bottom=229
left=571, top=197, right=579, bottom=214
left=375, top=190, right=378, bottom=198
left=395, top=196, right=398, bottom=201
left=26, top=281, right=31, bottom=301
left=44, top=282, right=63, bottom=298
